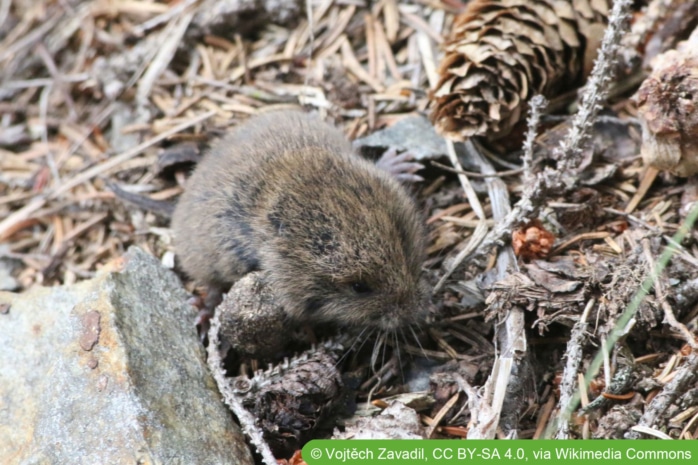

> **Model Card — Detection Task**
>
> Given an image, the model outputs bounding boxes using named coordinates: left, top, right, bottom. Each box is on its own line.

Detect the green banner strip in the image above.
left=302, top=439, right=696, bottom=465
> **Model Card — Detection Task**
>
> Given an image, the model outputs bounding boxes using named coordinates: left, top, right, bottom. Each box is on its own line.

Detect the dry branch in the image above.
left=626, top=353, right=698, bottom=439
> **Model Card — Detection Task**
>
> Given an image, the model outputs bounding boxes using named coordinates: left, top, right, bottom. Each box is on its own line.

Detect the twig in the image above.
left=642, top=238, right=698, bottom=349
left=434, top=220, right=488, bottom=292
left=304, top=0, right=315, bottom=91
left=136, top=8, right=196, bottom=108
left=416, top=30, right=438, bottom=89
left=397, top=5, right=443, bottom=44
left=0, top=197, right=47, bottom=243
left=39, top=82, right=60, bottom=184
left=132, top=0, right=199, bottom=36
left=626, top=352, right=698, bottom=439
left=457, top=140, right=525, bottom=439
left=0, top=111, right=215, bottom=241
left=426, top=392, right=460, bottom=438
left=430, top=161, right=524, bottom=178
left=433, top=140, right=489, bottom=292
left=625, top=167, right=659, bottom=213
left=579, top=365, right=635, bottom=415
left=340, top=36, right=384, bottom=93
left=619, top=0, right=697, bottom=69
left=37, top=42, right=77, bottom=119
left=521, top=95, right=547, bottom=186
left=207, top=310, right=277, bottom=465
left=555, top=298, right=595, bottom=439
left=629, top=425, right=673, bottom=440
left=0, top=11, right=61, bottom=62
left=50, top=110, right=216, bottom=198
left=0, top=0, right=10, bottom=34
left=0, top=74, right=89, bottom=89
left=602, top=207, right=663, bottom=233
left=555, top=0, right=633, bottom=173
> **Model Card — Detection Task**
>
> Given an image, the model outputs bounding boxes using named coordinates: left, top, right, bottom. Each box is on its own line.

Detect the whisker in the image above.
left=351, top=326, right=369, bottom=351
left=356, top=328, right=376, bottom=355
left=398, top=326, right=410, bottom=348
left=381, top=330, right=390, bottom=372
left=335, top=326, right=371, bottom=367
left=393, top=330, right=406, bottom=384
left=409, top=324, right=429, bottom=359
left=370, top=330, right=383, bottom=373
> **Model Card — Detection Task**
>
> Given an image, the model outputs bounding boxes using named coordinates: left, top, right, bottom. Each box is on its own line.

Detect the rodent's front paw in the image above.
left=376, top=147, right=424, bottom=182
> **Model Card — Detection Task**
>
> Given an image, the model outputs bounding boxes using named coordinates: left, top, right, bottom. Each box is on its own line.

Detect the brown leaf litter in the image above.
left=2, top=0, right=698, bottom=457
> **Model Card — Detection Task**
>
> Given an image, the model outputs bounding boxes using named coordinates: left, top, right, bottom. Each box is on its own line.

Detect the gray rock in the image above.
left=0, top=247, right=20, bottom=292
left=0, top=268, right=18, bottom=291
left=0, top=247, right=253, bottom=465
left=354, top=115, right=448, bottom=161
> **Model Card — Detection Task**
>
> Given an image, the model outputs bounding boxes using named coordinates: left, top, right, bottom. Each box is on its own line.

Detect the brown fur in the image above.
left=171, top=110, right=429, bottom=330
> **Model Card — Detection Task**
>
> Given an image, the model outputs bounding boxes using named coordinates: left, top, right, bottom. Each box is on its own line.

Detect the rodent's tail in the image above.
left=106, top=180, right=175, bottom=218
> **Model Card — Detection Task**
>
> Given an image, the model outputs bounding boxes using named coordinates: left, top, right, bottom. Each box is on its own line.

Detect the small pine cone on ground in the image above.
left=430, top=0, right=610, bottom=141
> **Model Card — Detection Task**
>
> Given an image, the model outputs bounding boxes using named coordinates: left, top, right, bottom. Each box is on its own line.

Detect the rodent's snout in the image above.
left=376, top=286, right=431, bottom=331
left=376, top=304, right=427, bottom=331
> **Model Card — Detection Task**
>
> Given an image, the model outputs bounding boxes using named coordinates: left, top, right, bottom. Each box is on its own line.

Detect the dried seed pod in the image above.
left=636, top=31, right=698, bottom=177
left=512, top=219, right=555, bottom=260
left=430, top=0, right=610, bottom=141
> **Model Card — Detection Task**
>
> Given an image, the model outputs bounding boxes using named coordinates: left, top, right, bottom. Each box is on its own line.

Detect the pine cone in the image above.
left=234, top=341, right=345, bottom=456
left=430, top=0, right=610, bottom=141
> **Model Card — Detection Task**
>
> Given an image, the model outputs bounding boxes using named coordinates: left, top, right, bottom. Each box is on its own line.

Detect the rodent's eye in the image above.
left=351, top=281, right=373, bottom=294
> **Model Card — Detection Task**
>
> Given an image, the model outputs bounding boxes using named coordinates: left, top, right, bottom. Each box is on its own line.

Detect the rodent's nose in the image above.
left=377, top=303, right=415, bottom=330
left=378, top=316, right=401, bottom=331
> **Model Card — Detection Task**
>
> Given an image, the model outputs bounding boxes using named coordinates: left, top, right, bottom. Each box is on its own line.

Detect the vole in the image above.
left=171, top=110, right=429, bottom=331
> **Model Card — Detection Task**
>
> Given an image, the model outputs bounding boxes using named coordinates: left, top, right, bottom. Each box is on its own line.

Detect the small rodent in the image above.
left=171, top=110, right=429, bottom=330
